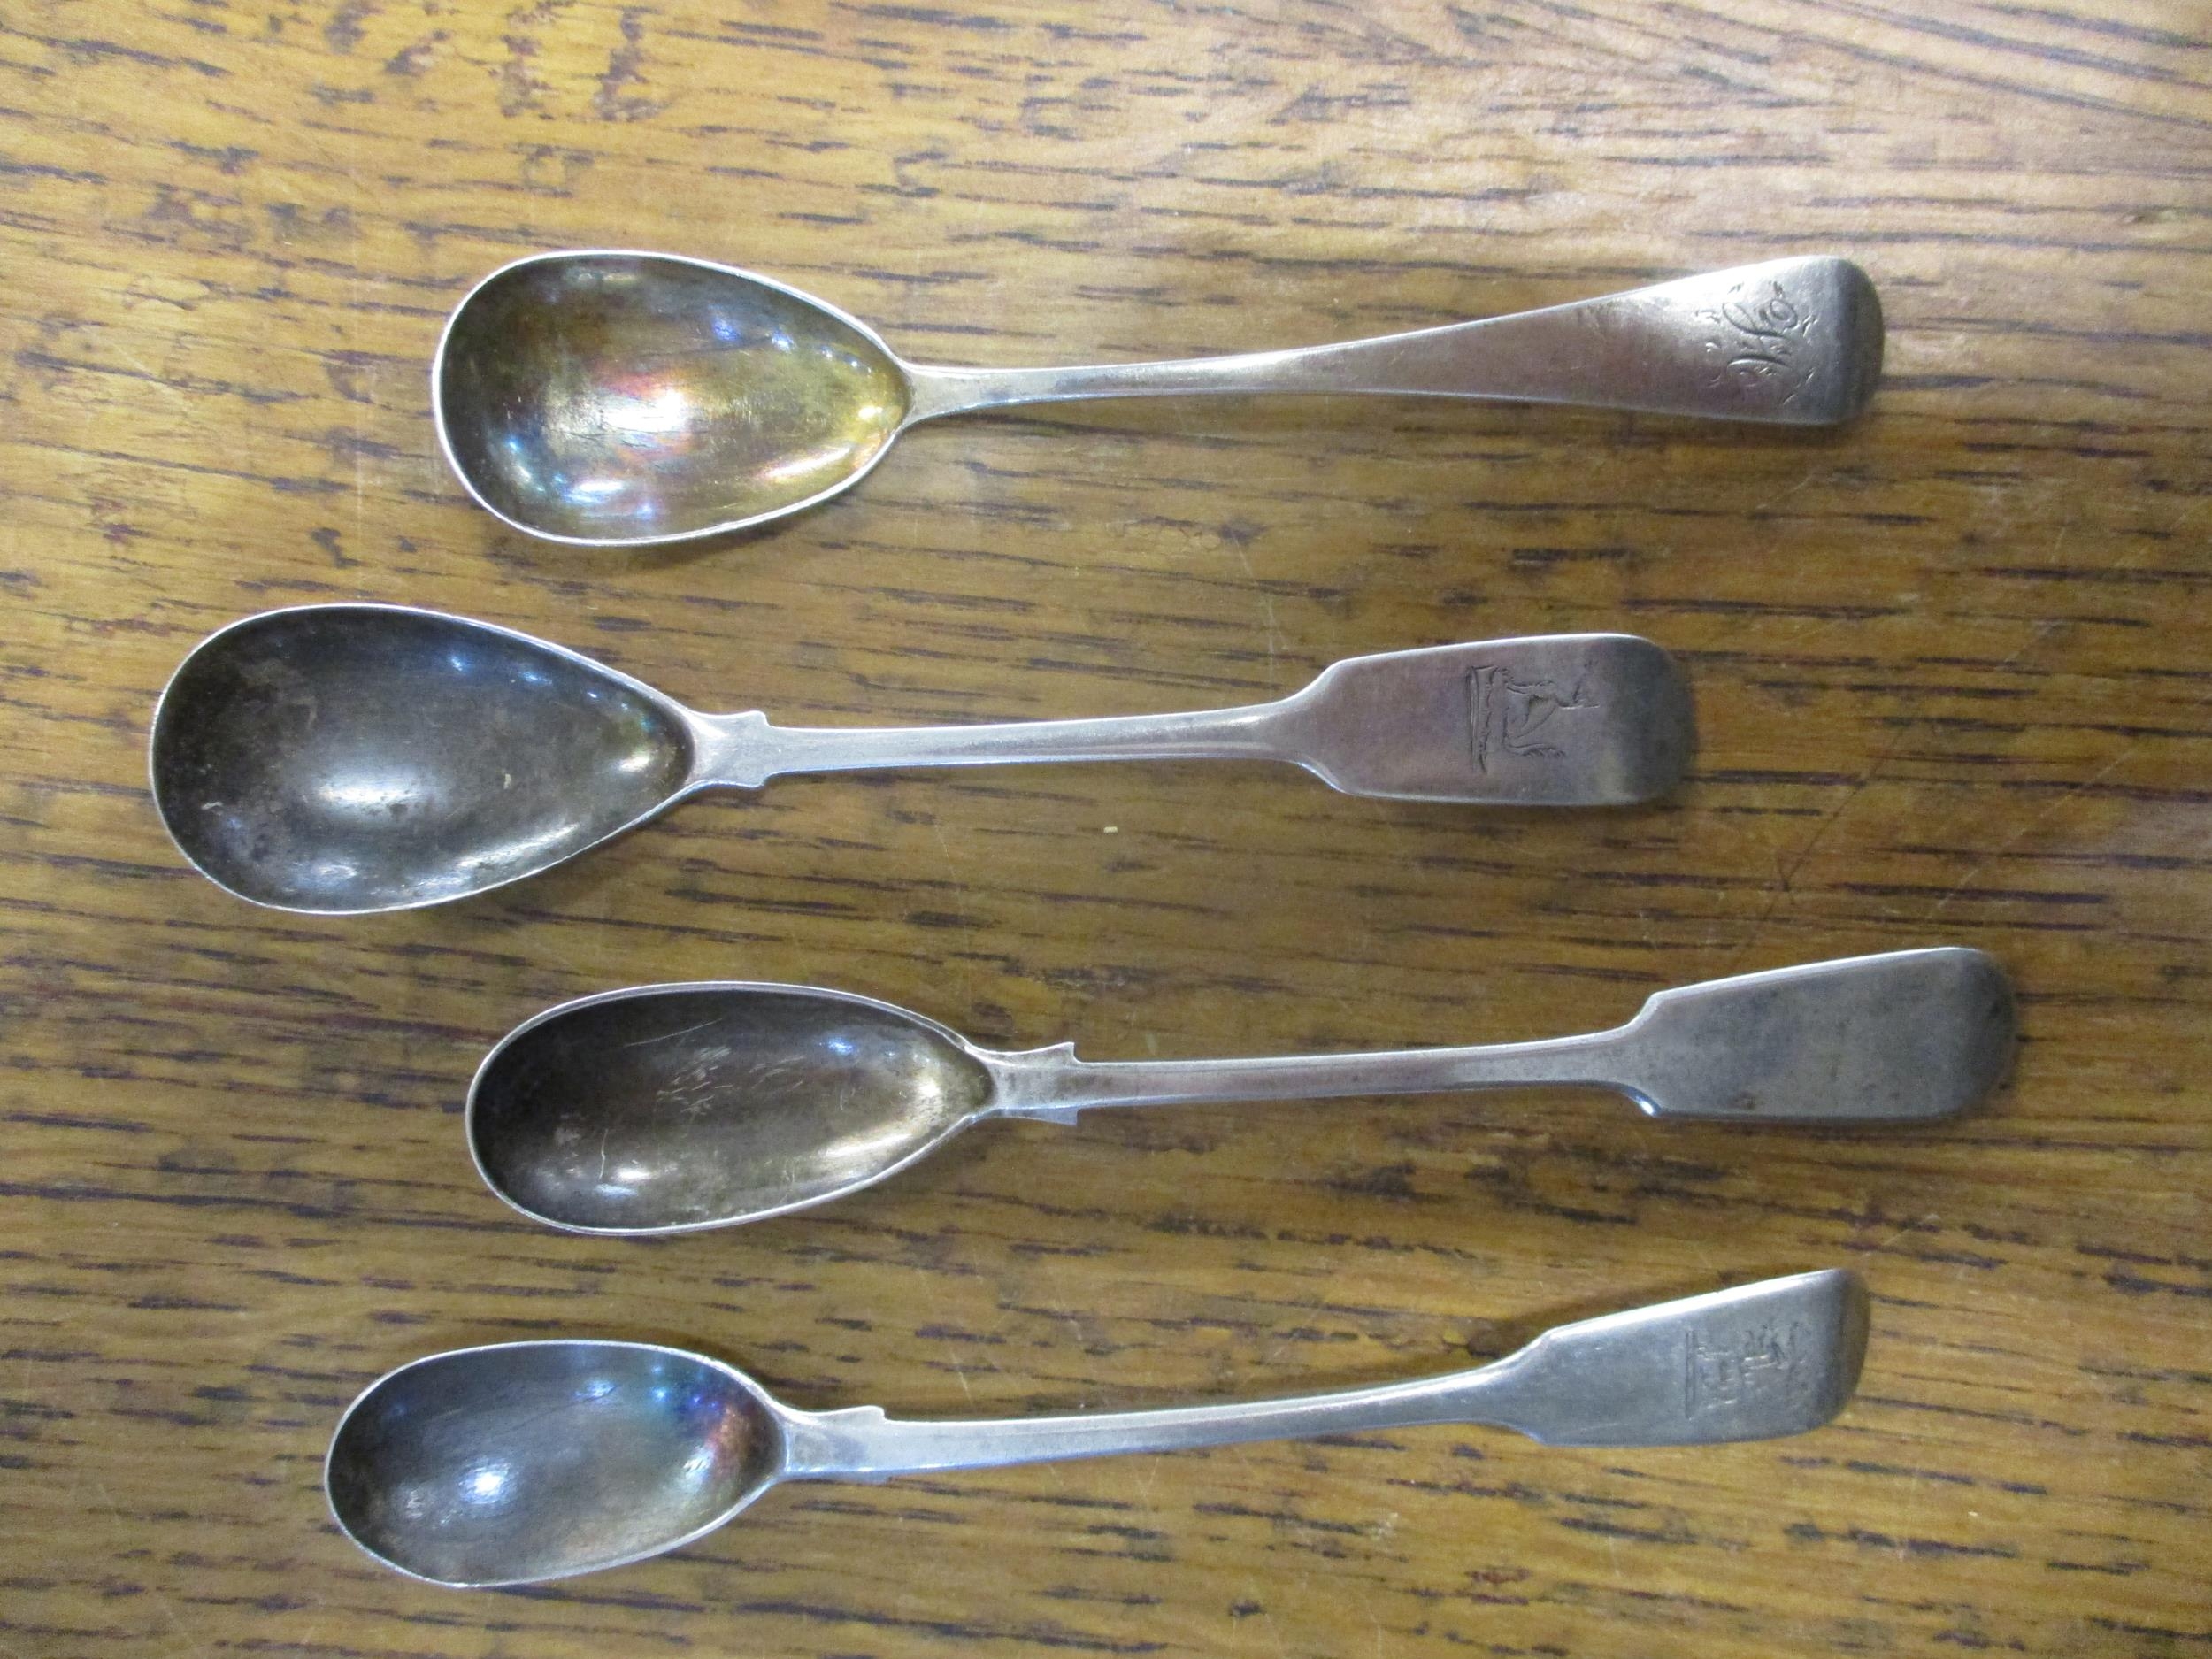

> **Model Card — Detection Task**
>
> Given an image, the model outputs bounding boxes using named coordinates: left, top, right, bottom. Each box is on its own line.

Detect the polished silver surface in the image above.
left=435, top=250, right=1885, bottom=545
left=327, top=1270, right=1868, bottom=1587
left=150, top=605, right=1690, bottom=913
left=468, top=949, right=2014, bottom=1235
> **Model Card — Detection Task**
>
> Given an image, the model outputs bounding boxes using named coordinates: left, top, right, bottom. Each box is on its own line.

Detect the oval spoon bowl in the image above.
left=436, top=251, right=912, bottom=544
left=150, top=605, right=695, bottom=913
left=470, top=982, right=994, bottom=1233
left=326, top=1339, right=781, bottom=1587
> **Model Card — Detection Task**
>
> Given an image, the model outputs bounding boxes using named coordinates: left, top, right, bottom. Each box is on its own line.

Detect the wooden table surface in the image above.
left=4, top=2, right=2208, bottom=1654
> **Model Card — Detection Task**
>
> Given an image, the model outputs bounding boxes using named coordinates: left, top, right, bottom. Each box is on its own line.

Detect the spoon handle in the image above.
left=902, top=257, right=1879, bottom=427
left=706, top=632, right=1685, bottom=808
left=982, top=947, right=2008, bottom=1126
left=778, top=1271, right=1866, bottom=1483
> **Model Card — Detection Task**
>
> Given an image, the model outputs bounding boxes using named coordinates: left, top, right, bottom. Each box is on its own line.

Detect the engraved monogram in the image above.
left=1684, top=1317, right=1815, bottom=1417
left=1699, top=277, right=1818, bottom=404
left=1467, top=664, right=1592, bottom=772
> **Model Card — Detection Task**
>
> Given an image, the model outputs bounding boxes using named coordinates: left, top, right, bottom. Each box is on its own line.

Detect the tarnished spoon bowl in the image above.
left=436, top=253, right=910, bottom=544
left=326, top=1340, right=780, bottom=1588
left=150, top=605, right=692, bottom=913
left=471, top=984, right=994, bottom=1232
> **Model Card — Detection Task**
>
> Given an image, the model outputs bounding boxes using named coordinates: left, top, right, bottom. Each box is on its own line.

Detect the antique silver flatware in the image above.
left=149, top=604, right=1690, bottom=914
left=467, top=949, right=2015, bottom=1235
left=326, top=1270, right=1869, bottom=1587
left=434, top=251, right=1884, bottom=545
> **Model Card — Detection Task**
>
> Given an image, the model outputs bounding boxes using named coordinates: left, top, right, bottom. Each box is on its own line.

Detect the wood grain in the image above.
left=3, top=1, right=2208, bottom=1653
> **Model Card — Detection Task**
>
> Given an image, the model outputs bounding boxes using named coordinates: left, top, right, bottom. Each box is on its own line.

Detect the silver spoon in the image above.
left=327, top=1269, right=1868, bottom=1588
left=149, top=604, right=1690, bottom=915
left=467, top=949, right=2015, bottom=1236
left=434, top=251, right=1884, bottom=546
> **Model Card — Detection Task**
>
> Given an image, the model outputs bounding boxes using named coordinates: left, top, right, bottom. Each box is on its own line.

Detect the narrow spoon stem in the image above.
left=710, top=700, right=1291, bottom=787
left=989, top=1029, right=1630, bottom=1120
left=783, top=1364, right=1528, bottom=1478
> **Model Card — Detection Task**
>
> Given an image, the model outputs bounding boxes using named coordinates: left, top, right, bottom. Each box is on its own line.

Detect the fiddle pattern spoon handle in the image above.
left=903, top=257, right=1880, bottom=427
left=698, top=634, right=1691, bottom=809
left=780, top=1271, right=1867, bottom=1480
left=982, top=949, right=2014, bottom=1125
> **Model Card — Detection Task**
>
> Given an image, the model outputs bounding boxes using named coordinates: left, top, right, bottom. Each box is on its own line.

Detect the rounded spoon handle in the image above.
left=780, top=1271, right=1866, bottom=1481
left=903, top=257, right=1879, bottom=427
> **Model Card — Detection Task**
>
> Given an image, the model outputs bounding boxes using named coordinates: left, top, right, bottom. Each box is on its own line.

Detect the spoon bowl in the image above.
left=150, top=606, right=693, bottom=913
left=471, top=984, right=991, bottom=1232
left=437, top=254, right=910, bottom=543
left=326, top=1339, right=782, bottom=1588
